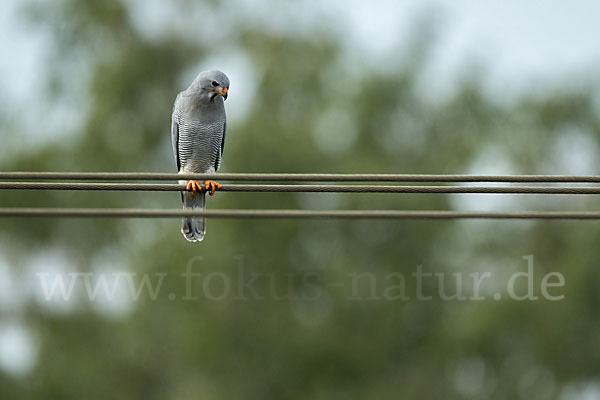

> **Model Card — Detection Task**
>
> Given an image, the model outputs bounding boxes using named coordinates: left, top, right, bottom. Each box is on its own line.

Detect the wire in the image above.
left=0, top=182, right=182, bottom=191
left=2, top=172, right=600, bottom=182
left=3, top=182, right=600, bottom=194
left=1, top=208, right=600, bottom=219
left=2, top=173, right=599, bottom=220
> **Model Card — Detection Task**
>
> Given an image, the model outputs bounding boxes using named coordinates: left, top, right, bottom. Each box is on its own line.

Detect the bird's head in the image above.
left=193, top=70, right=230, bottom=102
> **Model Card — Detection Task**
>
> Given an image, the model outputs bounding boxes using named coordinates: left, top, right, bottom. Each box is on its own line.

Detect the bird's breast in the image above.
left=177, top=118, right=223, bottom=173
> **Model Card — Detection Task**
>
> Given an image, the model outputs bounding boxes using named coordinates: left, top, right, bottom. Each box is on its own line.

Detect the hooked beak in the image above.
left=215, top=87, right=228, bottom=100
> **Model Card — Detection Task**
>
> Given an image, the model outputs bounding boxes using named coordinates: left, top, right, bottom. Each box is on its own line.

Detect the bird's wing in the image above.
left=171, top=94, right=181, bottom=171
left=215, top=120, right=226, bottom=171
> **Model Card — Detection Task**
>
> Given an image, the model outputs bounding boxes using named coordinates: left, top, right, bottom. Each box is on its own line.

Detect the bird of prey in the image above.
left=171, top=70, right=230, bottom=242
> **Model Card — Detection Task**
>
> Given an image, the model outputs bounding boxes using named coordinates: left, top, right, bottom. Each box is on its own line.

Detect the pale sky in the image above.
left=1, top=0, right=599, bottom=107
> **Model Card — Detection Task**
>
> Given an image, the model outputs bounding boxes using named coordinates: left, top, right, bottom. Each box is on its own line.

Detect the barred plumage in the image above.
left=174, top=104, right=225, bottom=174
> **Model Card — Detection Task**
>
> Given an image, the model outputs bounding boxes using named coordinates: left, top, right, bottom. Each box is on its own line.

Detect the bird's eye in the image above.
left=211, top=81, right=219, bottom=87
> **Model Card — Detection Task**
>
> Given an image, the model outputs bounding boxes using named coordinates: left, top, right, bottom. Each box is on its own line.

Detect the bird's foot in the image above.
left=204, top=180, right=222, bottom=196
left=186, top=180, right=203, bottom=193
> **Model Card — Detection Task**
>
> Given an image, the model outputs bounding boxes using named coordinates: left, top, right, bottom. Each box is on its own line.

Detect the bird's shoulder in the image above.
left=172, top=91, right=188, bottom=113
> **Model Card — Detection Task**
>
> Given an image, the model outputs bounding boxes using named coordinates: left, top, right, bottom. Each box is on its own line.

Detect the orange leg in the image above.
left=186, top=180, right=203, bottom=193
left=204, top=180, right=222, bottom=196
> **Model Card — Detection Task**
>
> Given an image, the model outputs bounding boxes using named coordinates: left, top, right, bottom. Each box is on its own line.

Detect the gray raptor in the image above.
left=171, top=70, right=230, bottom=242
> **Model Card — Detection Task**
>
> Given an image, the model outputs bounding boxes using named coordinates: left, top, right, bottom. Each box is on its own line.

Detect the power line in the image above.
left=2, top=182, right=600, bottom=194
left=0, top=182, right=182, bottom=191
left=2, top=173, right=599, bottom=220
left=2, top=172, right=600, bottom=182
left=1, top=208, right=600, bottom=219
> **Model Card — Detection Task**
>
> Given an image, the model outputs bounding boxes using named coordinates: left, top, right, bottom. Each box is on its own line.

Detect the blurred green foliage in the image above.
left=1, top=0, right=600, bottom=399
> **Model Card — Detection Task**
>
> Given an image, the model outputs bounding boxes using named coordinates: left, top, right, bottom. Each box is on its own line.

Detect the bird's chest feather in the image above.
left=178, top=119, right=222, bottom=171
left=175, top=95, right=225, bottom=172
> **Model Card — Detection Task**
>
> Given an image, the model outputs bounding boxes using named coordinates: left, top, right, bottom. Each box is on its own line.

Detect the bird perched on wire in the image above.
left=171, top=70, right=230, bottom=242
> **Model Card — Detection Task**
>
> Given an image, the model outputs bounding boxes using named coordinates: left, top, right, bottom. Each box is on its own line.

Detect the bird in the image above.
left=171, top=70, right=230, bottom=242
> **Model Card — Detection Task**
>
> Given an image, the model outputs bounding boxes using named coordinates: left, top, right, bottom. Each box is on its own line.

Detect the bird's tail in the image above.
left=181, top=190, right=206, bottom=242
